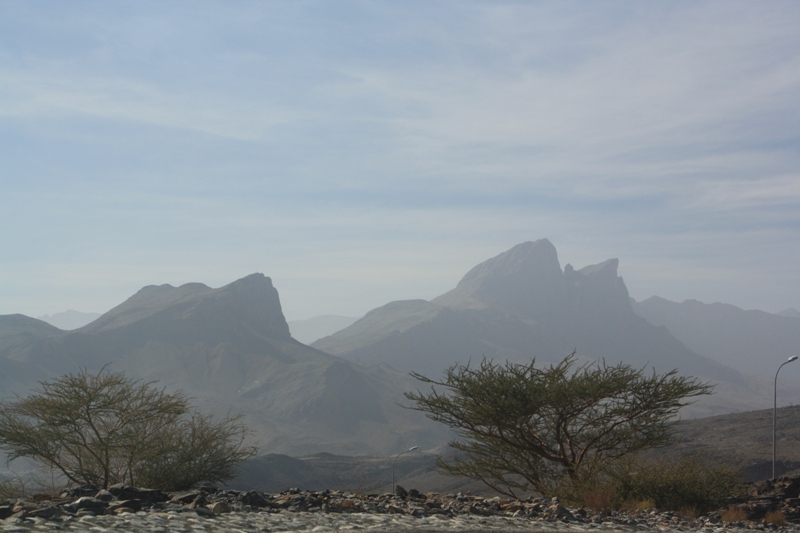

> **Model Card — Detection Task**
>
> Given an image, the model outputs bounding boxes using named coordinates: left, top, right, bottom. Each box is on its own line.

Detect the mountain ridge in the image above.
left=632, top=296, right=800, bottom=379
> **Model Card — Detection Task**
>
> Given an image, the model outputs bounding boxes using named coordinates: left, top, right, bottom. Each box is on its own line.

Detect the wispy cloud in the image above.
left=1, top=1, right=799, bottom=318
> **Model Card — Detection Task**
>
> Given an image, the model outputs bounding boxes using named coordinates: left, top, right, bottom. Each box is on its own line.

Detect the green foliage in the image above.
left=608, top=455, right=742, bottom=513
left=405, top=353, right=713, bottom=498
left=0, top=368, right=256, bottom=490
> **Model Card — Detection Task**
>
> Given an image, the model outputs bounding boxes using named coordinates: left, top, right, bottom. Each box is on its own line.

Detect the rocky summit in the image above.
left=2, top=478, right=800, bottom=532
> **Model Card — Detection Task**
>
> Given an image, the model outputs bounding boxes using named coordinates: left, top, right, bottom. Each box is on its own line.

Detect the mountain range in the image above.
left=1, top=238, right=798, bottom=458
left=313, top=239, right=779, bottom=417
left=0, top=274, right=449, bottom=456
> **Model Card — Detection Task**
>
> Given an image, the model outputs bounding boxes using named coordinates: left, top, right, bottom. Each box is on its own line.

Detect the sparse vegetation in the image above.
left=765, top=510, right=787, bottom=526
left=579, top=485, right=617, bottom=511
left=619, top=498, right=656, bottom=512
left=0, top=478, right=23, bottom=500
left=722, top=507, right=748, bottom=523
left=608, top=455, right=743, bottom=513
left=0, top=368, right=256, bottom=491
left=405, top=353, right=713, bottom=498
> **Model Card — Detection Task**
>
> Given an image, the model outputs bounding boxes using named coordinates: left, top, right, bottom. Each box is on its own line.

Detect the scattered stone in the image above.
left=3, top=475, right=800, bottom=531
left=94, top=490, right=114, bottom=502
left=239, top=490, right=268, bottom=507
left=26, top=506, right=65, bottom=519
left=60, top=484, right=100, bottom=499
left=106, top=499, right=141, bottom=513
left=106, top=484, right=168, bottom=503
left=207, top=501, right=231, bottom=514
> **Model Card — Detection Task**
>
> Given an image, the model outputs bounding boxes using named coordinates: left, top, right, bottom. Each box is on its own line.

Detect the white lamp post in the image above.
left=392, top=446, right=418, bottom=493
left=773, top=355, right=798, bottom=479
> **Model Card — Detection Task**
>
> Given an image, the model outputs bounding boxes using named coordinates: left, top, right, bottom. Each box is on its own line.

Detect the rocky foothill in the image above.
left=1, top=476, right=800, bottom=532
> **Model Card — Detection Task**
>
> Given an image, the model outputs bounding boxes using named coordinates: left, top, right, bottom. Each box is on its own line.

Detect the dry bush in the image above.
left=609, top=454, right=743, bottom=513
left=0, top=478, right=24, bottom=500
left=0, top=368, right=256, bottom=491
left=765, top=510, right=786, bottom=526
left=721, top=507, right=748, bottom=522
left=580, top=485, right=617, bottom=511
left=0, top=470, right=70, bottom=501
left=677, top=505, right=700, bottom=519
left=620, top=499, right=656, bottom=512
left=406, top=354, right=712, bottom=499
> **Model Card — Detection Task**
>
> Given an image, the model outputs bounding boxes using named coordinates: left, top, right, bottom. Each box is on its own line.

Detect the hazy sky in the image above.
left=2, top=1, right=799, bottom=321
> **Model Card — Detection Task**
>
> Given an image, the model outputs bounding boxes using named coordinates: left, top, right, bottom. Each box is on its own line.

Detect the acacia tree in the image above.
left=0, top=368, right=256, bottom=490
left=405, top=354, right=713, bottom=498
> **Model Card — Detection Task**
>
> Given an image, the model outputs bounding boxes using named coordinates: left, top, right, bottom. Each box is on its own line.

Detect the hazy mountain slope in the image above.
left=0, top=314, right=65, bottom=368
left=0, top=274, right=449, bottom=456
left=632, top=296, right=800, bottom=378
left=288, top=315, right=359, bottom=344
left=778, top=308, right=800, bottom=318
left=0, top=314, right=63, bottom=348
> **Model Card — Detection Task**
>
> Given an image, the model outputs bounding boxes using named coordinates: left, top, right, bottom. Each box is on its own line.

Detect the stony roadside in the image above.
left=2, top=477, right=799, bottom=533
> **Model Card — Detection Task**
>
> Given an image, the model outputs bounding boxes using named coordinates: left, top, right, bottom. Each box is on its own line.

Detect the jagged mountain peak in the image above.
left=223, top=272, right=274, bottom=292
left=458, top=239, right=560, bottom=282
left=565, top=258, right=629, bottom=310
left=433, top=239, right=564, bottom=315
left=574, top=257, right=619, bottom=278
left=80, top=273, right=290, bottom=340
left=433, top=240, right=627, bottom=321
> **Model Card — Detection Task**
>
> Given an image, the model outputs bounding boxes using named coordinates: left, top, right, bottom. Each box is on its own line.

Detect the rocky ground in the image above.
left=2, top=476, right=800, bottom=533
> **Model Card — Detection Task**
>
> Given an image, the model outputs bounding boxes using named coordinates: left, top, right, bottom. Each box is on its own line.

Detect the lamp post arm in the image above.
left=392, top=446, right=418, bottom=493
left=773, top=356, right=799, bottom=479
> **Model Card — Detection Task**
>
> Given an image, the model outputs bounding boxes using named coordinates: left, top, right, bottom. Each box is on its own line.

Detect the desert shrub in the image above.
left=579, top=484, right=618, bottom=511
left=765, top=510, right=786, bottom=526
left=677, top=505, right=700, bottom=519
left=406, top=353, right=712, bottom=498
left=721, top=507, right=748, bottom=522
left=0, top=478, right=23, bottom=500
left=609, top=455, right=742, bottom=513
left=0, top=368, right=256, bottom=490
left=0, top=472, right=67, bottom=501
left=620, top=499, right=656, bottom=512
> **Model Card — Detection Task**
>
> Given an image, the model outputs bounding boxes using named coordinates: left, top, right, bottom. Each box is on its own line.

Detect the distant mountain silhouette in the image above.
left=288, top=315, right=360, bottom=344
left=314, top=240, right=756, bottom=416
left=0, top=274, right=448, bottom=455
left=632, top=296, right=800, bottom=379
left=778, top=307, right=800, bottom=319
left=37, top=310, right=101, bottom=330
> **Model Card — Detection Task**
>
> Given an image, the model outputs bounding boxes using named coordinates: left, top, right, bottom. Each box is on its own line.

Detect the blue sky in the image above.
left=2, top=1, right=799, bottom=321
